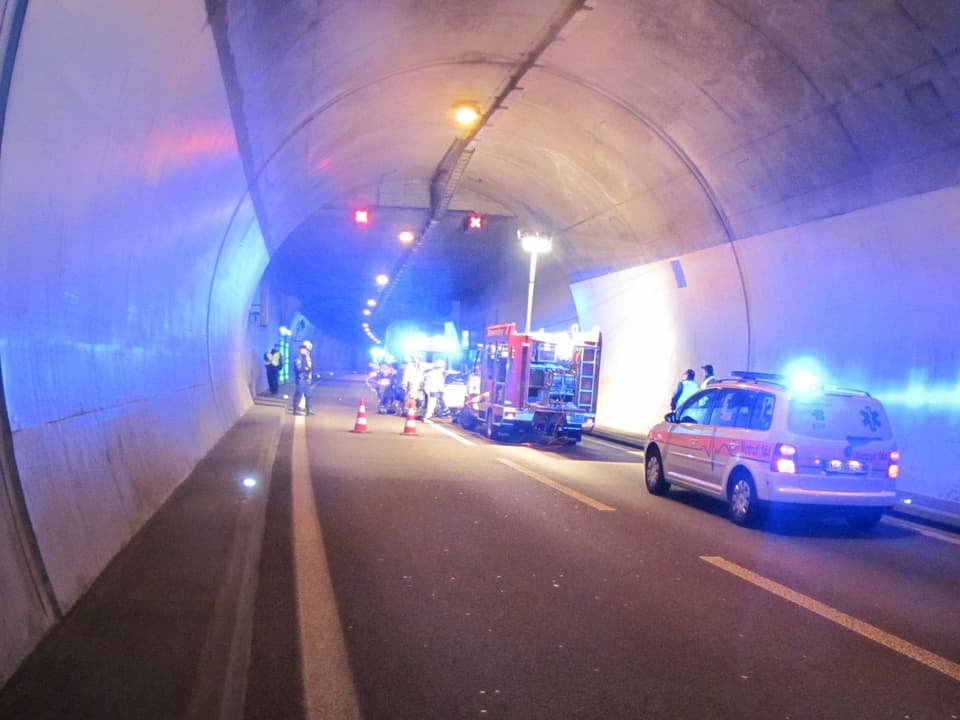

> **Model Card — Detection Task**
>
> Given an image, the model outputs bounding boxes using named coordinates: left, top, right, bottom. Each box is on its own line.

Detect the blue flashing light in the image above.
left=779, top=357, right=828, bottom=395
left=789, top=369, right=821, bottom=394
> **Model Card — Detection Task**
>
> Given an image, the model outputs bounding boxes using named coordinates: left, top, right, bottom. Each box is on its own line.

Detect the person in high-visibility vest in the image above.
left=264, top=345, right=282, bottom=395
left=671, top=369, right=699, bottom=411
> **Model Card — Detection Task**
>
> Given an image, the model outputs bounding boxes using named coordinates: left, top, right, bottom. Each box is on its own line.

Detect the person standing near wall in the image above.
left=264, top=344, right=282, bottom=395
left=670, top=368, right=699, bottom=411
left=700, top=363, right=717, bottom=388
left=292, top=340, right=314, bottom=415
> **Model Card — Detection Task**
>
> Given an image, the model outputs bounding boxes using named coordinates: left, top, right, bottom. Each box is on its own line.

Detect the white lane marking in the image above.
left=701, top=555, right=960, bottom=684
left=292, top=415, right=362, bottom=719
left=427, top=421, right=476, bottom=446
left=497, top=457, right=616, bottom=512
left=881, top=515, right=960, bottom=547
left=583, top=437, right=645, bottom=456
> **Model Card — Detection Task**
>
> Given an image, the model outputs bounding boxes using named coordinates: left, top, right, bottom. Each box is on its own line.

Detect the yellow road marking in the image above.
left=497, top=457, right=616, bottom=512
left=701, top=555, right=960, bottom=683
left=292, top=416, right=362, bottom=718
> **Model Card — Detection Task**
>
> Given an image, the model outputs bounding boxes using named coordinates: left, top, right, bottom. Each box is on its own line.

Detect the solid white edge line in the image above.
left=881, top=515, right=960, bottom=547
left=582, top=437, right=645, bottom=455
left=700, top=555, right=960, bottom=683
left=427, top=422, right=476, bottom=446
left=292, top=415, right=362, bottom=719
left=497, top=457, right=616, bottom=512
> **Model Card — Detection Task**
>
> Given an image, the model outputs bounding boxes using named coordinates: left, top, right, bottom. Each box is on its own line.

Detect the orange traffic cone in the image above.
left=402, top=400, right=417, bottom=435
left=352, top=399, right=368, bottom=433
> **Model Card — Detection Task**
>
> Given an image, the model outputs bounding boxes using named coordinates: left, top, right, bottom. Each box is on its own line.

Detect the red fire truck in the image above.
left=458, top=323, right=602, bottom=444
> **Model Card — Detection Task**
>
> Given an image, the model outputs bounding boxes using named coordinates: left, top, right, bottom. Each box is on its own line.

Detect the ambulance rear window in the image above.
left=787, top=394, right=893, bottom=440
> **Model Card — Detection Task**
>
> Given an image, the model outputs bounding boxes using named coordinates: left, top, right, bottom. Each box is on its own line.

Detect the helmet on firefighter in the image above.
left=301, top=340, right=313, bottom=351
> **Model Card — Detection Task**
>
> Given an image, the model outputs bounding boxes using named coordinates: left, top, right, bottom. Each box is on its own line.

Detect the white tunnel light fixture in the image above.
left=519, top=231, right=553, bottom=334
left=375, top=274, right=389, bottom=286
left=398, top=229, right=415, bottom=244
left=363, top=308, right=371, bottom=316
left=366, top=298, right=377, bottom=307
left=519, top=230, right=553, bottom=255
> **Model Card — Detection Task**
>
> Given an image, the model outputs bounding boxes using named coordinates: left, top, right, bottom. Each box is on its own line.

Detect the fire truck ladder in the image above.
left=578, top=346, right=599, bottom=411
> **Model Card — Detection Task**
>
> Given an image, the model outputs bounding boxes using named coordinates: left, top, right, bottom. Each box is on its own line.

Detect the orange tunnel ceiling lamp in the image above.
left=453, top=100, right=481, bottom=127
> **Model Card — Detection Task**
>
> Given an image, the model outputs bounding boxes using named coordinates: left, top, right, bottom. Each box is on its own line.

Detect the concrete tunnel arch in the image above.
left=2, top=0, right=960, bottom=688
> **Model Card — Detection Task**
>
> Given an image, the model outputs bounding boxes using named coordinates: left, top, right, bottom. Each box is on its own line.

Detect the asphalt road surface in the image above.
left=250, top=379, right=959, bottom=720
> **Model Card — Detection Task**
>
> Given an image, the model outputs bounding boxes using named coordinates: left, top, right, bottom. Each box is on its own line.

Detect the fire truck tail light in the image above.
left=504, top=408, right=516, bottom=420
left=771, top=443, right=797, bottom=474
left=887, top=450, right=900, bottom=479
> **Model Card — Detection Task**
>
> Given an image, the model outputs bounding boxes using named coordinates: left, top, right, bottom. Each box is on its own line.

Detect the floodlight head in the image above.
left=519, top=230, right=553, bottom=255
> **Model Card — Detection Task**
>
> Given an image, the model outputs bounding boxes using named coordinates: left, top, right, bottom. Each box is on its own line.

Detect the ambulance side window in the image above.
left=678, top=389, right=719, bottom=425
left=750, top=393, right=776, bottom=431
left=711, top=389, right=760, bottom=429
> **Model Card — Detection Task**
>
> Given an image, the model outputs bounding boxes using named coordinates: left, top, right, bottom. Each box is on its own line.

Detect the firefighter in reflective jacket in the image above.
left=402, top=356, right=425, bottom=412
left=422, top=359, right=446, bottom=422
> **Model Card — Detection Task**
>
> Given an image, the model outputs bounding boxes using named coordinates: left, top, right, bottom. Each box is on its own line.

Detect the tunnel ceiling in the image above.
left=209, top=0, right=960, bottom=342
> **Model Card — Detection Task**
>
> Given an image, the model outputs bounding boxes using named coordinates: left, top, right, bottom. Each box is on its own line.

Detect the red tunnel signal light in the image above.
left=464, top=213, right=484, bottom=231
left=353, top=208, right=370, bottom=225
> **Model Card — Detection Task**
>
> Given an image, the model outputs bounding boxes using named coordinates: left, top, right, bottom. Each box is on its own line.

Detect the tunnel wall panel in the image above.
left=208, top=199, right=267, bottom=427
left=571, top=245, right=749, bottom=432
left=0, top=0, right=263, bottom=684
left=573, top=183, right=960, bottom=505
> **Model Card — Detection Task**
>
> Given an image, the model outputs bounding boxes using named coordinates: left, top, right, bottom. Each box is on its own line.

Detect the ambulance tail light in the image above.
left=887, top=450, right=900, bottom=479
left=771, top=443, right=797, bottom=474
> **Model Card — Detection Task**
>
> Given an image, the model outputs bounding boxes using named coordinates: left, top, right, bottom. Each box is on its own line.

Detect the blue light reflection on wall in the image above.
left=874, top=377, right=960, bottom=409
left=779, top=357, right=960, bottom=409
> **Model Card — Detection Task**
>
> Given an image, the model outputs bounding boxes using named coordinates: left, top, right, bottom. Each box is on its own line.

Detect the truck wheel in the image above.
left=458, top=407, right=476, bottom=431
left=644, top=450, right=669, bottom=496
left=485, top=415, right=496, bottom=440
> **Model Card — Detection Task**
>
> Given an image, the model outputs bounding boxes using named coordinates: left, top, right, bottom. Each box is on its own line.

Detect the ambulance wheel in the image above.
left=644, top=449, right=669, bottom=496
left=728, top=472, right=763, bottom=527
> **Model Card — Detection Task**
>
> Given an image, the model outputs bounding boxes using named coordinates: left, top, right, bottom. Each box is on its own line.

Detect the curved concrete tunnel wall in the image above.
left=0, top=2, right=266, bottom=683
left=2, top=0, right=960, bottom=693
left=573, top=184, right=960, bottom=507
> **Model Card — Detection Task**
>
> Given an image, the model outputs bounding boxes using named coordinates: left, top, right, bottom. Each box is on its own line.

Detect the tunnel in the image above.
left=1, top=0, right=959, bottom=689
